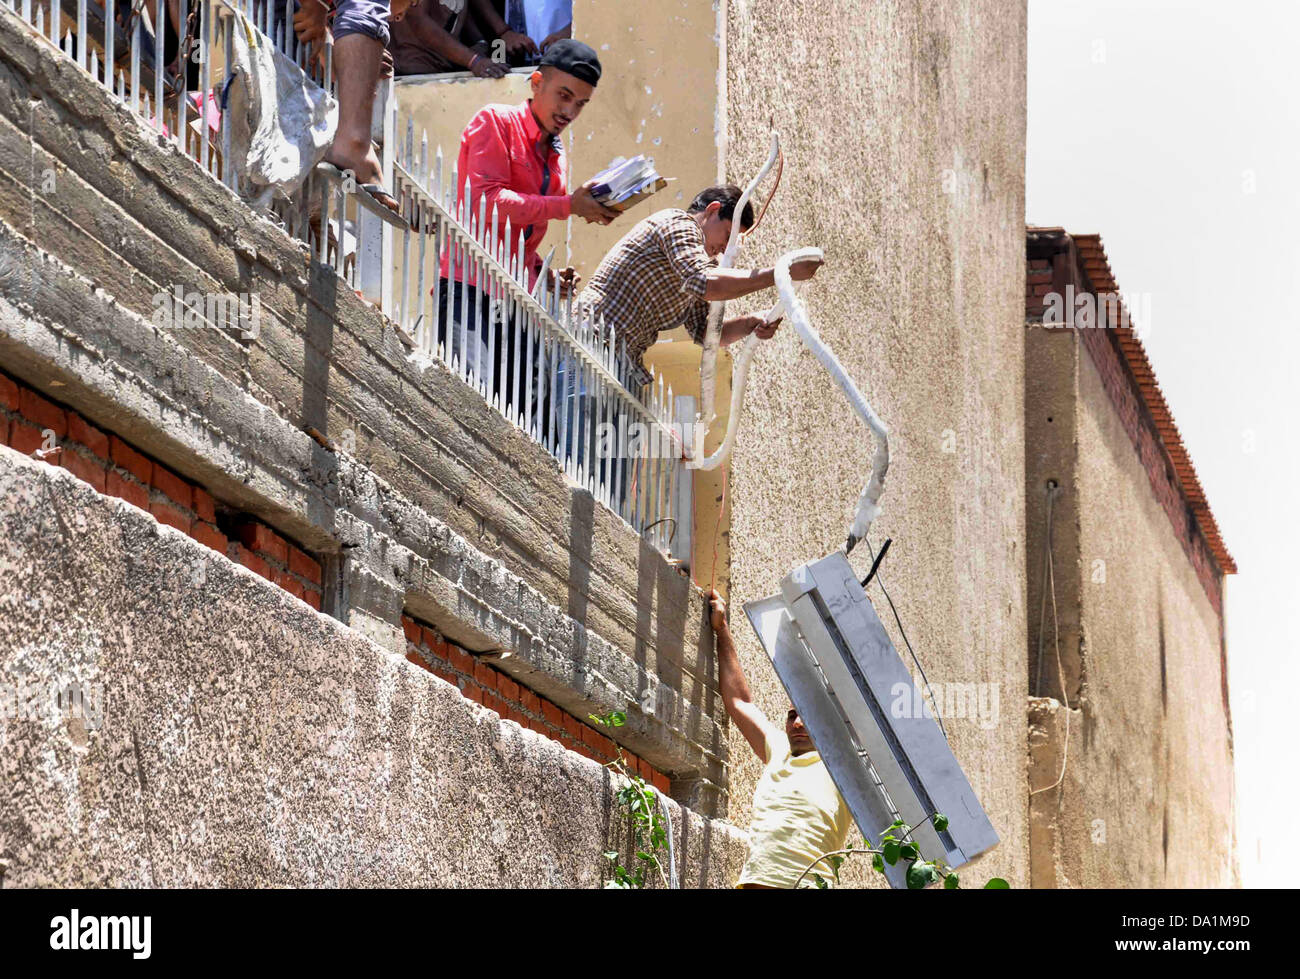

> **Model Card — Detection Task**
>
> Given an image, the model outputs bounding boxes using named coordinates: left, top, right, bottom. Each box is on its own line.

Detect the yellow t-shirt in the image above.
left=737, top=725, right=853, bottom=888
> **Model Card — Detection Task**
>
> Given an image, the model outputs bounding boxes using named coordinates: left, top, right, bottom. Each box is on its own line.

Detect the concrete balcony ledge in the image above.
left=0, top=10, right=729, bottom=812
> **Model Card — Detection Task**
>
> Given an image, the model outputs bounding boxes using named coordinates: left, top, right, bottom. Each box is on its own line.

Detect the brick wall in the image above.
left=2, top=368, right=677, bottom=792
left=1026, top=257, right=1052, bottom=318
left=401, top=613, right=672, bottom=793
left=0, top=367, right=324, bottom=611
left=2, top=368, right=681, bottom=795
left=1024, top=235, right=1227, bottom=618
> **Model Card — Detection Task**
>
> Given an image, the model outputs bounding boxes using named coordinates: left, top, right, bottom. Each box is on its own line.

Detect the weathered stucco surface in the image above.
left=566, top=0, right=723, bottom=277
left=1026, top=328, right=1236, bottom=887
left=0, top=449, right=748, bottom=887
left=723, top=0, right=1030, bottom=886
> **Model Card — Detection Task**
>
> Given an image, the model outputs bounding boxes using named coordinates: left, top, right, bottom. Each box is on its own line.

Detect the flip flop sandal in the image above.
left=358, top=182, right=411, bottom=229
left=315, top=162, right=411, bottom=230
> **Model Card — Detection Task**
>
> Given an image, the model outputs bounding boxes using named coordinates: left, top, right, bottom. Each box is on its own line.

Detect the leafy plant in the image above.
left=590, top=710, right=671, bottom=889
left=796, top=812, right=1011, bottom=890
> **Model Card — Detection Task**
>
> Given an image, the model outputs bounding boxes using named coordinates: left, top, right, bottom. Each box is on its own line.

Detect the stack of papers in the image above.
left=589, top=155, right=669, bottom=212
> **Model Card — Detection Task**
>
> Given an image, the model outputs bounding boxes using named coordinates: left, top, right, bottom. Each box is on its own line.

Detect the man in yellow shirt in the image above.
left=709, top=591, right=853, bottom=888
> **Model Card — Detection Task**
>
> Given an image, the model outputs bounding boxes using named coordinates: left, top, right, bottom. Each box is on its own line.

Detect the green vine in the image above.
left=796, top=812, right=1011, bottom=890
left=590, top=711, right=671, bottom=889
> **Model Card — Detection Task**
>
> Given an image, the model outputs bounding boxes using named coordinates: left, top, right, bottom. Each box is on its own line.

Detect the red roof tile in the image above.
left=1028, top=229, right=1236, bottom=575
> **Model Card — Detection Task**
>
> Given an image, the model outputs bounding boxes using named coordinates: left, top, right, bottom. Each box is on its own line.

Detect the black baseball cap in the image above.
left=539, top=39, right=602, bottom=87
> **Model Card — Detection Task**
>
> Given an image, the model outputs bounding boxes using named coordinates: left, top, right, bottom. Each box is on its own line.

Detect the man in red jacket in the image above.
left=437, top=39, right=619, bottom=415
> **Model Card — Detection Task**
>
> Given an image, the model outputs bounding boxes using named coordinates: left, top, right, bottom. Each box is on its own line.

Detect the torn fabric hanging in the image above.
left=222, top=8, right=337, bottom=211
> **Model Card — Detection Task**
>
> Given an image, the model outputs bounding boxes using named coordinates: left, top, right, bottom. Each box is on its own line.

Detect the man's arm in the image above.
left=709, top=590, right=772, bottom=763
left=656, top=213, right=822, bottom=309
left=470, top=0, right=537, bottom=57
left=682, top=303, right=780, bottom=348
left=720, top=314, right=780, bottom=345
left=701, top=255, right=824, bottom=303
left=540, top=21, right=572, bottom=52
left=400, top=0, right=506, bottom=76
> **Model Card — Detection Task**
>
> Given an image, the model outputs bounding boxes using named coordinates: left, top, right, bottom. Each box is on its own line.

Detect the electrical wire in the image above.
left=1034, top=482, right=1057, bottom=695
left=740, top=146, right=784, bottom=241
left=642, top=517, right=677, bottom=546
left=695, top=468, right=728, bottom=597
left=862, top=537, right=948, bottom=742
left=1030, top=481, right=1070, bottom=796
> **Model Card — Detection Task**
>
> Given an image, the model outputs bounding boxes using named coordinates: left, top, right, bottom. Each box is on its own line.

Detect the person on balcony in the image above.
left=576, top=185, right=825, bottom=393
left=390, top=0, right=538, bottom=78
left=437, top=39, right=619, bottom=411
left=295, top=0, right=415, bottom=224
left=503, top=0, right=573, bottom=60
left=708, top=590, right=853, bottom=889
left=560, top=186, right=823, bottom=496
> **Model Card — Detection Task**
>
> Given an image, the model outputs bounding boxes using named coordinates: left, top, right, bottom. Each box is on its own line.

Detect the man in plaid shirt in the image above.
left=577, top=185, right=825, bottom=390
left=562, top=185, right=823, bottom=502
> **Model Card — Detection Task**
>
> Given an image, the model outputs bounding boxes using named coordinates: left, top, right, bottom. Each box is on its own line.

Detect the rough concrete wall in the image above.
left=0, top=448, right=748, bottom=887
left=1028, top=342, right=1235, bottom=888
left=724, top=0, right=1029, bottom=886
left=1024, top=326, right=1083, bottom=703
left=0, top=13, right=728, bottom=810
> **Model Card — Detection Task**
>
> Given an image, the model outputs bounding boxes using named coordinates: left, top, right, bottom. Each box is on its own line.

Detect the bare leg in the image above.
left=324, top=32, right=385, bottom=188
left=166, top=0, right=183, bottom=74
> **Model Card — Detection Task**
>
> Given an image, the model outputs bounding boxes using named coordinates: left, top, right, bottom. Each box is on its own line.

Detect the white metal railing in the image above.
left=386, top=137, right=688, bottom=554
left=5, top=0, right=690, bottom=560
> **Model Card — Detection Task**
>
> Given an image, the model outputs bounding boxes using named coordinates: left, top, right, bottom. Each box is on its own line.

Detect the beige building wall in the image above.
left=1027, top=328, right=1236, bottom=887
left=566, top=0, right=723, bottom=275
left=723, top=0, right=1031, bottom=886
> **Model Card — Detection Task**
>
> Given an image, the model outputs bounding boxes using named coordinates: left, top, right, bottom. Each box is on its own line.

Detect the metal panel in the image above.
left=745, top=551, right=999, bottom=882
left=745, top=597, right=908, bottom=889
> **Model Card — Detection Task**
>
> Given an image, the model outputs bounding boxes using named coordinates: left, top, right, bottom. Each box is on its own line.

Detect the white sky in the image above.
left=1027, top=0, right=1299, bottom=888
